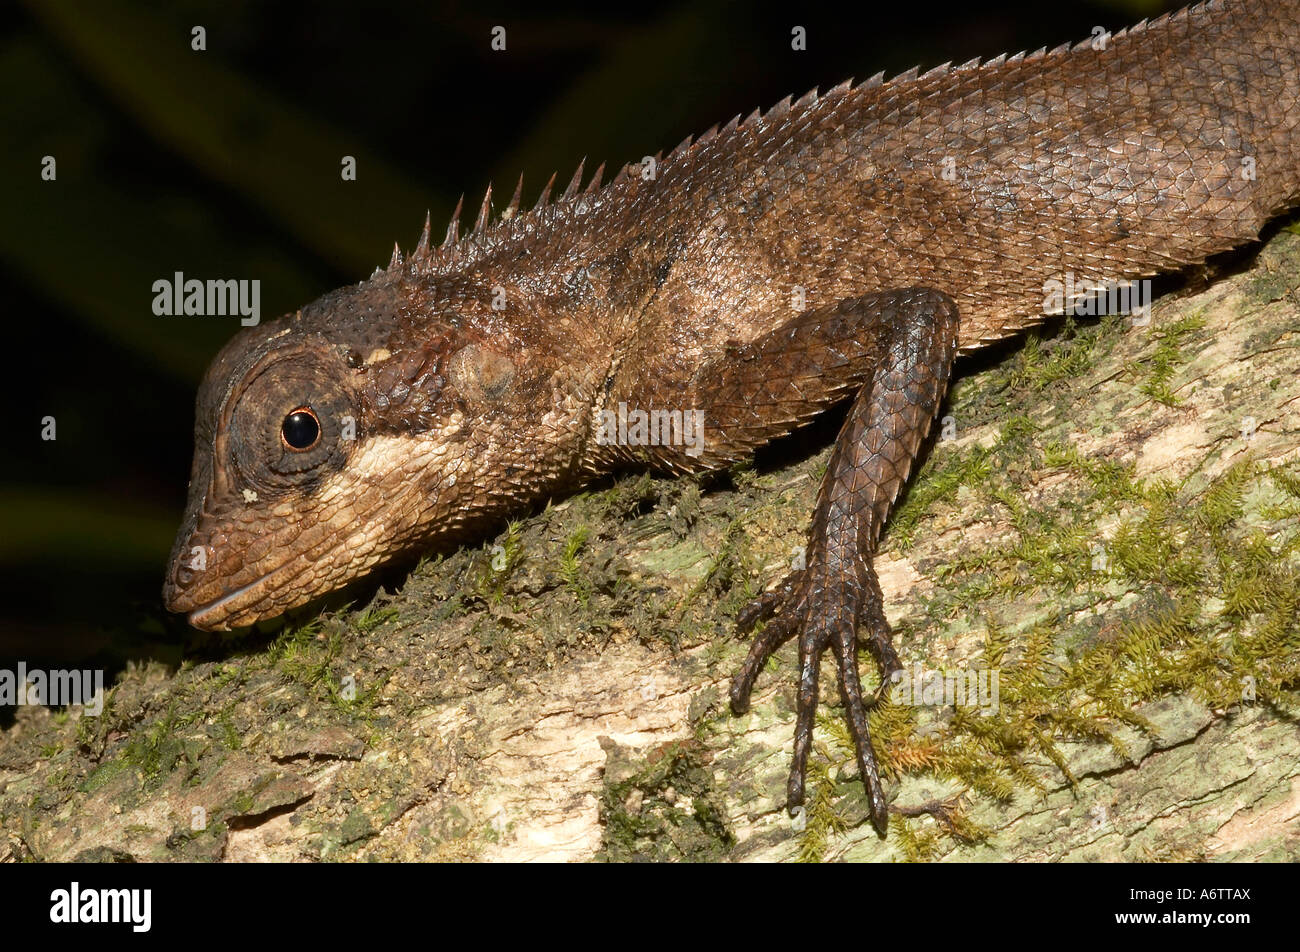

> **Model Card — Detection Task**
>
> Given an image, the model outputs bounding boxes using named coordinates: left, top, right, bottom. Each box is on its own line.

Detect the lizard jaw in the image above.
left=173, top=544, right=349, bottom=631
left=184, top=572, right=279, bottom=631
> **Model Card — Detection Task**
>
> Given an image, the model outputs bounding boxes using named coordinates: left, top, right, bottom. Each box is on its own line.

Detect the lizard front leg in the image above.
left=696, top=288, right=960, bottom=836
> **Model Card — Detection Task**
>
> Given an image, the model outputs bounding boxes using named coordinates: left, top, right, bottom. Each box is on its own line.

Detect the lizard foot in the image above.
left=730, top=557, right=901, bottom=836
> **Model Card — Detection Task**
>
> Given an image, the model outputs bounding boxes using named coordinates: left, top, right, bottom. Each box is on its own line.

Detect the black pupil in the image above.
left=282, top=410, right=319, bottom=449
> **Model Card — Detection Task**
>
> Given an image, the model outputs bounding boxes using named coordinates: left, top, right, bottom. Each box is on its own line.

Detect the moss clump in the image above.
left=1005, top=316, right=1121, bottom=393
left=597, top=738, right=735, bottom=862
left=472, top=520, right=525, bottom=605
left=118, top=704, right=199, bottom=789
left=795, top=747, right=850, bottom=863
left=1134, top=312, right=1206, bottom=407
left=862, top=452, right=1298, bottom=855
left=559, top=525, right=592, bottom=607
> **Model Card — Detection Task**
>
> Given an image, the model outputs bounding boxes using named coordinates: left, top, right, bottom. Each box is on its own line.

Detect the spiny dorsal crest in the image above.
left=383, top=0, right=1217, bottom=276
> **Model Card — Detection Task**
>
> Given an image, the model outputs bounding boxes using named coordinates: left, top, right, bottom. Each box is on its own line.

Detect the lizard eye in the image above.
left=228, top=348, right=355, bottom=485
left=280, top=406, right=321, bottom=451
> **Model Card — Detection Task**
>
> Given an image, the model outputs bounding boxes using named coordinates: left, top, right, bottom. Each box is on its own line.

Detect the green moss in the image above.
left=1135, top=311, right=1206, bottom=406
left=597, top=739, right=735, bottom=862
left=226, top=790, right=256, bottom=817
left=217, top=713, right=241, bottom=751
left=684, top=511, right=751, bottom=608
left=890, top=812, right=943, bottom=862
left=76, top=758, right=127, bottom=795
left=473, top=519, right=525, bottom=605
left=351, top=606, right=399, bottom=634
left=209, top=663, right=242, bottom=691
left=1270, top=463, right=1300, bottom=500
left=868, top=449, right=1300, bottom=849
left=559, top=524, right=591, bottom=607
left=796, top=747, right=849, bottom=863
left=1005, top=316, right=1121, bottom=393
left=797, top=301, right=1300, bottom=853
left=889, top=445, right=992, bottom=548
left=268, top=618, right=334, bottom=687
left=328, top=668, right=388, bottom=721
left=118, top=704, right=195, bottom=788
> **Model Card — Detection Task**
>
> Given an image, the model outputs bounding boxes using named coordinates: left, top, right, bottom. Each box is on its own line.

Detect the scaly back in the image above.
left=399, top=0, right=1300, bottom=354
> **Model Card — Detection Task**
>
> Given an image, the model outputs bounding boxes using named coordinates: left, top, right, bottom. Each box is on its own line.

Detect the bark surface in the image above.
left=3, top=231, right=1299, bottom=863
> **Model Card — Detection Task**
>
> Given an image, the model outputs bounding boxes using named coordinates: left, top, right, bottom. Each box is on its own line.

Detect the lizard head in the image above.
left=163, top=270, right=595, bottom=630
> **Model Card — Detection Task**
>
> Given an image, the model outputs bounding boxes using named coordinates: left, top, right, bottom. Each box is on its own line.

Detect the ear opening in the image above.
left=448, top=344, right=517, bottom=403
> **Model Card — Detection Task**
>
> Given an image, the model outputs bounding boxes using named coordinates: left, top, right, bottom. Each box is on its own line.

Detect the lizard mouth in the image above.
left=181, top=556, right=320, bottom=631
left=186, top=577, right=272, bottom=630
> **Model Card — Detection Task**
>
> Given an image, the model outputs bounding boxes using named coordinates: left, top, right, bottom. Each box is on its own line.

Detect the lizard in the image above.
left=164, top=0, right=1300, bottom=837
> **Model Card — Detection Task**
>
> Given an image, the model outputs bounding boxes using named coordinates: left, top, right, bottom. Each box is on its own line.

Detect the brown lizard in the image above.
left=164, top=0, right=1300, bottom=836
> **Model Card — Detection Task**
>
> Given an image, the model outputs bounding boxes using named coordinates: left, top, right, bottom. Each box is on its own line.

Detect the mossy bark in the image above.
left=3, top=231, right=1299, bottom=863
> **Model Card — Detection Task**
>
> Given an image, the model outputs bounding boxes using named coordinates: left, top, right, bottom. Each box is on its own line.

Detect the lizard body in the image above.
left=165, top=0, right=1300, bottom=835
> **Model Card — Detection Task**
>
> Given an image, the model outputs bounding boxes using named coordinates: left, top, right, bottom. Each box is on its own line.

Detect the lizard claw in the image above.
left=730, top=570, right=802, bottom=714
left=735, top=575, right=799, bottom=634
left=730, top=559, right=897, bottom=836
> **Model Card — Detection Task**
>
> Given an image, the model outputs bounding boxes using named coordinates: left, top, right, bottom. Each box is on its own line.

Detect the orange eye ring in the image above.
left=280, top=406, right=322, bottom=451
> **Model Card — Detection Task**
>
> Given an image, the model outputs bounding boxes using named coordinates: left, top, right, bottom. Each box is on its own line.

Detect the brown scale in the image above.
left=165, top=0, right=1300, bottom=836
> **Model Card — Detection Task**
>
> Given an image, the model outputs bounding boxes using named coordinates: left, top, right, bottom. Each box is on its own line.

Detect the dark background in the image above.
left=1, top=0, right=1182, bottom=672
